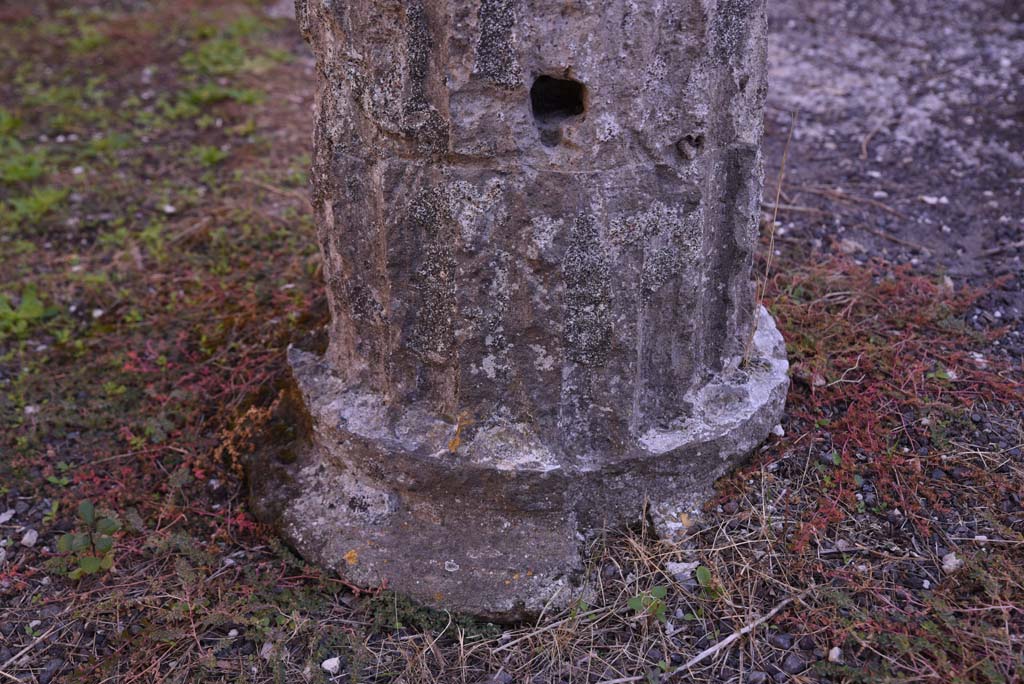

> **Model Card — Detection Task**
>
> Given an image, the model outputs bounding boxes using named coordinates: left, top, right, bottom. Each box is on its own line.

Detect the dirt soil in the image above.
left=0, top=2, right=1021, bottom=684
left=767, top=0, right=1024, bottom=356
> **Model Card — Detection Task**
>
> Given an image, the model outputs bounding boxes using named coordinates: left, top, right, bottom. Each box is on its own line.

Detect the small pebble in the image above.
left=903, top=574, right=925, bottom=590
left=665, top=560, right=699, bottom=583
left=769, top=632, right=794, bottom=649
left=487, top=673, right=514, bottom=684
left=828, top=646, right=843, bottom=663
left=20, top=528, right=38, bottom=548
left=228, top=629, right=239, bottom=638
left=321, top=656, right=341, bottom=675
left=38, top=658, right=64, bottom=684
left=746, top=671, right=769, bottom=684
left=798, top=635, right=815, bottom=650
left=941, top=552, right=963, bottom=574
left=781, top=651, right=807, bottom=674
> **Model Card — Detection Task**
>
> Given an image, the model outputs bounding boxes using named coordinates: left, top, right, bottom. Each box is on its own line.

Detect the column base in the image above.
left=247, top=308, right=788, bottom=620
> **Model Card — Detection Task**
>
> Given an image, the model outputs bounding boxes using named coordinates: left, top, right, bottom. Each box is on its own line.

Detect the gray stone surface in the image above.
left=249, top=0, right=788, bottom=618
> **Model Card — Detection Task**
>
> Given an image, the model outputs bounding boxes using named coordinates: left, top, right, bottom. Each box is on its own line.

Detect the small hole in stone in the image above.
left=539, top=128, right=562, bottom=147
left=676, top=134, right=704, bottom=160
left=530, top=75, right=586, bottom=123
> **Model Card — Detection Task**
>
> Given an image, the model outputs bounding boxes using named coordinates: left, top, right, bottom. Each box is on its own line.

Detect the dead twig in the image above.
left=760, top=202, right=830, bottom=216
left=860, top=116, right=889, bottom=160
left=0, top=624, right=61, bottom=673
left=982, top=239, right=1024, bottom=257
left=743, top=111, right=796, bottom=365
left=670, top=592, right=803, bottom=676
left=798, top=185, right=909, bottom=220
left=242, top=178, right=310, bottom=205
left=597, top=592, right=807, bottom=684
left=487, top=606, right=619, bottom=655
left=852, top=222, right=931, bottom=254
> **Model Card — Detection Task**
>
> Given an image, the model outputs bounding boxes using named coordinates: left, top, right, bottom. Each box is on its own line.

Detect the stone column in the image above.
left=250, top=0, right=788, bottom=619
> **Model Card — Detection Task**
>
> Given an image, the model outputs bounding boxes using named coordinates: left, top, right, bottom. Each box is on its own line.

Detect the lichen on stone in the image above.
left=474, top=0, right=523, bottom=89
left=562, top=213, right=612, bottom=366
left=407, top=189, right=459, bottom=363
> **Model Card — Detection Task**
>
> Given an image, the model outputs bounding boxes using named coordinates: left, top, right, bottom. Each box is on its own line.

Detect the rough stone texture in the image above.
left=249, top=0, right=788, bottom=619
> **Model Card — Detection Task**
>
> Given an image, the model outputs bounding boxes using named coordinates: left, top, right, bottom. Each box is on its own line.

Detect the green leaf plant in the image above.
left=55, top=499, right=121, bottom=579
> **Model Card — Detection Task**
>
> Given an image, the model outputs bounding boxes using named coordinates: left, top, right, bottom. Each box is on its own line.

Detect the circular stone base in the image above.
left=247, top=308, right=788, bottom=620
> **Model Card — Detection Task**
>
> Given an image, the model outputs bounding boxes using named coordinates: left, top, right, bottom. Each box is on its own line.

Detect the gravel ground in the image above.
left=766, top=0, right=1023, bottom=357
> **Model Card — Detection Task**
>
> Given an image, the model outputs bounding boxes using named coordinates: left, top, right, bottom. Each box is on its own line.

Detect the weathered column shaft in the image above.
left=249, top=0, right=787, bottom=619
left=299, top=0, right=768, bottom=457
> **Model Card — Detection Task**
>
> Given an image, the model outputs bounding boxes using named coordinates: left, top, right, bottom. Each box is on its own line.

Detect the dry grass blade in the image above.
left=744, top=110, right=796, bottom=365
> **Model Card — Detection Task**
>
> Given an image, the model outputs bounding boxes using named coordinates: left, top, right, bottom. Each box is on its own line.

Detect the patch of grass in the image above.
left=7, top=186, right=68, bottom=225
left=185, top=83, right=262, bottom=106
left=0, top=285, right=58, bottom=340
left=191, top=144, right=229, bottom=167
left=158, top=84, right=262, bottom=122
left=0, top=139, right=47, bottom=184
left=181, top=36, right=249, bottom=76
left=0, top=107, right=21, bottom=135
left=365, top=591, right=502, bottom=638
left=85, top=132, right=134, bottom=161
left=69, top=23, right=109, bottom=54
left=766, top=258, right=1018, bottom=549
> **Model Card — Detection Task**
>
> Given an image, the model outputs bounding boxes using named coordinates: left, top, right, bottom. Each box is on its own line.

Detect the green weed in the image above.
left=181, top=37, right=248, bottom=76
left=191, top=144, right=229, bottom=167
left=8, top=186, right=68, bottom=224
left=69, top=24, right=109, bottom=54
left=0, top=285, right=58, bottom=339
left=628, top=585, right=669, bottom=623
left=85, top=132, right=133, bottom=160
left=0, top=140, right=46, bottom=184
left=55, top=499, right=122, bottom=580
left=0, top=107, right=21, bottom=135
